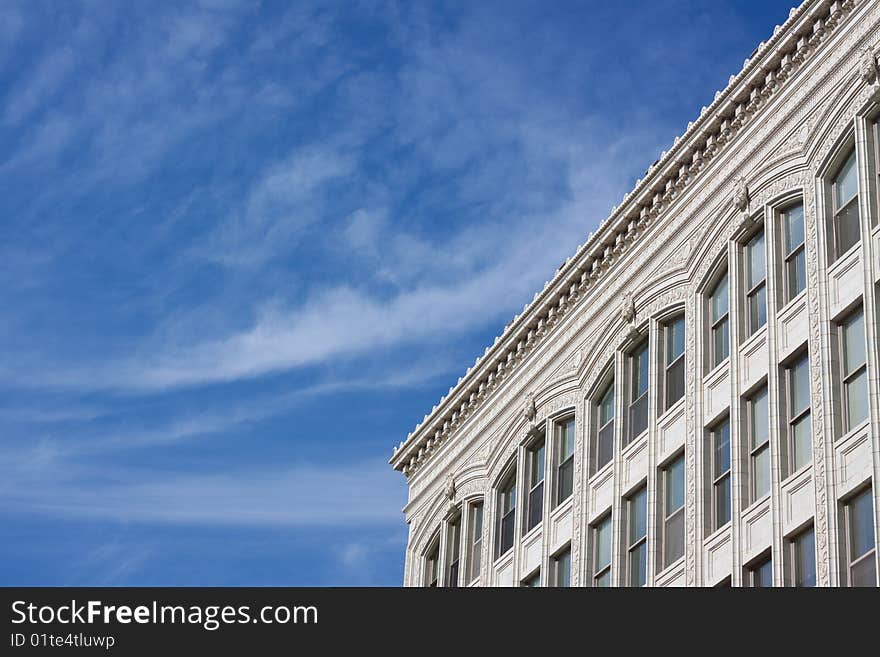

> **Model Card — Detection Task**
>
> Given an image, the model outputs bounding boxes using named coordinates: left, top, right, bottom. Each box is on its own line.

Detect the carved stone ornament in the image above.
left=732, top=176, right=749, bottom=212
left=861, top=47, right=879, bottom=86
left=443, top=475, right=456, bottom=502
left=522, top=393, right=537, bottom=424
left=620, top=292, right=635, bottom=324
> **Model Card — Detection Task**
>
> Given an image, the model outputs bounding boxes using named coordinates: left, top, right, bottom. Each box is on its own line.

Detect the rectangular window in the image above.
left=840, top=307, right=868, bottom=434
left=831, top=149, right=860, bottom=260
left=747, top=554, right=773, bottom=587
left=627, top=486, right=647, bottom=586
left=785, top=353, right=812, bottom=474
left=445, top=515, right=461, bottom=587
left=790, top=526, right=815, bottom=587
left=627, top=340, right=649, bottom=444
left=662, top=455, right=685, bottom=567
left=467, top=502, right=483, bottom=583
left=521, top=570, right=541, bottom=587
left=663, top=315, right=685, bottom=411
left=782, top=202, right=806, bottom=302
left=747, top=386, right=770, bottom=503
left=555, top=417, right=575, bottom=506
left=844, top=488, right=876, bottom=587
left=745, top=229, right=767, bottom=336
left=525, top=439, right=545, bottom=532
left=709, top=273, right=729, bottom=369
left=592, top=514, right=612, bottom=587
left=425, top=539, right=440, bottom=588
left=496, top=472, right=517, bottom=558
left=551, top=547, right=571, bottom=587
left=594, top=380, right=615, bottom=473
left=710, top=418, right=731, bottom=531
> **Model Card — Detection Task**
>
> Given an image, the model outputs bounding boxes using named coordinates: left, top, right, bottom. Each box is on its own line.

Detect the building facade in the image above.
left=390, top=0, right=880, bottom=587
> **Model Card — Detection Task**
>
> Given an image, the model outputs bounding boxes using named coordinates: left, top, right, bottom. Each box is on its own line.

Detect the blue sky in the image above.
left=0, top=0, right=796, bottom=586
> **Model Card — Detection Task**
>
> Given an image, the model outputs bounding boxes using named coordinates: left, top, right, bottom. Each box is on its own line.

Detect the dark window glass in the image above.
left=746, top=230, right=766, bottom=335
left=596, top=381, right=615, bottom=472
left=841, top=308, right=868, bottom=432
left=628, top=487, right=647, bottom=587
left=468, top=502, right=483, bottom=582
left=628, top=342, right=649, bottom=444
left=782, top=202, right=806, bottom=301
left=593, top=515, right=612, bottom=587
left=749, top=556, right=773, bottom=587
left=712, top=419, right=731, bottom=530
left=664, top=316, right=685, bottom=410
left=847, top=488, right=876, bottom=587
left=787, top=354, right=812, bottom=473
left=553, top=549, right=571, bottom=587
left=832, top=150, right=860, bottom=259
left=556, top=418, right=575, bottom=505
left=710, top=272, right=729, bottom=368
left=748, top=386, right=770, bottom=502
left=525, top=440, right=544, bottom=532
left=663, top=455, right=685, bottom=566
left=792, top=527, right=815, bottom=587
left=497, top=473, right=517, bottom=557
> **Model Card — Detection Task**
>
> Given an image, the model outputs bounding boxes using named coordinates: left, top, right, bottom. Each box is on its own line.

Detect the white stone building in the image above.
left=389, top=0, right=880, bottom=587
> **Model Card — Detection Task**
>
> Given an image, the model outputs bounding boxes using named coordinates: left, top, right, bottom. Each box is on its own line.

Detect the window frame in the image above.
left=746, top=385, right=770, bottom=504
left=661, top=454, right=685, bottom=568
left=551, top=546, right=571, bottom=587
left=784, top=351, right=812, bottom=475
left=424, top=534, right=440, bottom=588
left=747, top=553, right=773, bottom=587
left=554, top=416, right=575, bottom=507
left=592, top=377, right=615, bottom=475
left=524, top=436, right=545, bottom=533
left=781, top=200, right=806, bottom=304
left=626, top=339, right=649, bottom=446
left=708, top=270, right=730, bottom=370
left=709, top=417, right=731, bottom=532
left=495, top=467, right=517, bottom=559
left=591, top=513, right=612, bottom=587
left=744, top=227, right=767, bottom=337
left=521, top=569, right=541, bottom=587
left=788, top=524, right=816, bottom=587
left=661, top=314, right=686, bottom=413
left=626, top=486, right=647, bottom=587
left=838, top=306, right=868, bottom=435
left=467, top=500, right=483, bottom=584
left=843, top=486, right=877, bottom=587
left=830, top=148, right=860, bottom=261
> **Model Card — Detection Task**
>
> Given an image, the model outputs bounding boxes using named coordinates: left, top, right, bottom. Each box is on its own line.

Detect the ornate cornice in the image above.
left=391, top=0, right=859, bottom=479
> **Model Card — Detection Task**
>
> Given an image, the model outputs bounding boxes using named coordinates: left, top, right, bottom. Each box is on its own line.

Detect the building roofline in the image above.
left=391, top=0, right=854, bottom=476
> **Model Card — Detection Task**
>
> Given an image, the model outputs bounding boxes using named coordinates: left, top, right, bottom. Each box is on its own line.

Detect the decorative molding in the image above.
left=860, top=46, right=879, bottom=86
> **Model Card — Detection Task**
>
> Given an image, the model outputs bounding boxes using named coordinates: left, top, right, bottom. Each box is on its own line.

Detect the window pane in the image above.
left=794, top=528, right=815, bottom=587
left=834, top=150, right=857, bottom=207
left=844, top=311, right=866, bottom=373
left=791, top=355, right=810, bottom=414
left=850, top=489, right=876, bottom=560
left=752, top=558, right=773, bottom=587
left=846, top=369, right=868, bottom=429
left=787, top=249, right=806, bottom=299
left=499, top=510, right=515, bottom=555
left=597, top=419, right=614, bottom=471
left=554, top=550, right=571, bottom=587
left=753, top=445, right=770, bottom=500
left=784, top=203, right=805, bottom=253
left=630, top=488, right=647, bottom=541
left=596, top=516, right=612, bottom=570
left=666, top=457, right=685, bottom=513
left=715, top=475, right=730, bottom=529
left=667, top=317, right=685, bottom=360
left=557, top=457, right=573, bottom=503
left=835, top=197, right=860, bottom=256
left=633, top=343, right=649, bottom=397
left=750, top=387, right=769, bottom=449
left=630, top=542, right=646, bottom=587
left=747, top=231, right=765, bottom=289
left=851, top=553, right=877, bottom=587
left=629, top=393, right=648, bottom=440
left=665, top=357, right=685, bottom=408
left=713, top=318, right=729, bottom=366
left=559, top=419, right=575, bottom=460
left=527, top=480, right=543, bottom=531
left=529, top=443, right=545, bottom=484
left=792, top=413, right=812, bottom=471
left=714, top=421, right=730, bottom=479
left=599, top=384, right=615, bottom=424
left=595, top=570, right=611, bottom=587
left=664, top=508, right=684, bottom=565
left=749, top=284, right=766, bottom=333
left=711, top=274, right=728, bottom=322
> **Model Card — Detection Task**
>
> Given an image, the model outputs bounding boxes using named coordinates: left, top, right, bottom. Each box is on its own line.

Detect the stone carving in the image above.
left=732, top=176, right=749, bottom=212
left=860, top=46, right=879, bottom=86
left=620, top=292, right=635, bottom=324
left=443, top=475, right=456, bottom=502
left=522, top=393, right=537, bottom=424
